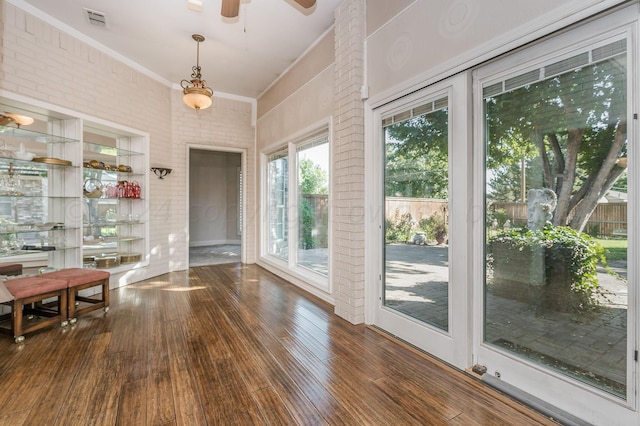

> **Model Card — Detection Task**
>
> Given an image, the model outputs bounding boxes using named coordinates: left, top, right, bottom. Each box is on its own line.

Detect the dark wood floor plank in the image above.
left=251, top=386, right=298, bottom=426
left=0, top=264, right=558, bottom=426
left=52, top=332, right=113, bottom=426
left=117, top=378, right=147, bottom=426
left=166, top=336, right=207, bottom=425
left=146, top=307, right=176, bottom=426
left=21, top=333, right=93, bottom=425
left=85, top=352, right=127, bottom=426
left=0, top=409, right=29, bottom=425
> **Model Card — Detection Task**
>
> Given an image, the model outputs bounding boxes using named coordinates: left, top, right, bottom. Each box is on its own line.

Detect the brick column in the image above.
left=333, top=0, right=365, bottom=324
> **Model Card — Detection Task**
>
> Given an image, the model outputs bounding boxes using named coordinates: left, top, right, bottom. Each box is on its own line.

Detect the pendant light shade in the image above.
left=180, top=34, right=213, bottom=111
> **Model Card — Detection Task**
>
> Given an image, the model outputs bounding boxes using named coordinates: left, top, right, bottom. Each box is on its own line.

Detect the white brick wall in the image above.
left=170, top=91, right=256, bottom=269
left=1, top=1, right=256, bottom=281
left=332, top=0, right=365, bottom=324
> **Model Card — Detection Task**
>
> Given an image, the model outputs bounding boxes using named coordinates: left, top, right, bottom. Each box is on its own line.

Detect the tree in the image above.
left=299, top=158, right=328, bottom=195
left=385, top=109, right=449, bottom=199
left=486, top=53, right=627, bottom=232
left=298, top=158, right=328, bottom=249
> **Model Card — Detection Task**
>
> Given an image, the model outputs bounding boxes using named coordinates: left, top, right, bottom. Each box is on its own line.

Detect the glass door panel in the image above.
left=267, top=152, right=288, bottom=260
left=483, top=38, right=628, bottom=398
left=384, top=97, right=449, bottom=331
left=297, top=137, right=329, bottom=275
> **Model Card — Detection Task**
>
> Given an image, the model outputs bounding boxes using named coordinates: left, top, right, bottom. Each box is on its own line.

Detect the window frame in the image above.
left=260, top=121, right=332, bottom=295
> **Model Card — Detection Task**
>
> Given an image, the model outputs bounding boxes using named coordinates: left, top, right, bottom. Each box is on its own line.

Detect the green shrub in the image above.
left=487, top=207, right=510, bottom=229
left=385, top=209, right=413, bottom=243
left=418, top=214, right=447, bottom=242
left=299, top=198, right=316, bottom=249
left=488, top=224, right=605, bottom=312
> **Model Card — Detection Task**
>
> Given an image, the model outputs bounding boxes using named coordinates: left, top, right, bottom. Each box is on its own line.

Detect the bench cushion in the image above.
left=40, top=268, right=110, bottom=287
left=5, top=277, right=68, bottom=299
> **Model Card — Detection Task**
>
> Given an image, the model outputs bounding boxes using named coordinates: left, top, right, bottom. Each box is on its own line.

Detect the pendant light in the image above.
left=181, top=34, right=213, bottom=111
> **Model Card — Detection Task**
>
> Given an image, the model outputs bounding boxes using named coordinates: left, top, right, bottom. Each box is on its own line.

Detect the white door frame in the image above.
left=471, top=7, right=638, bottom=424
left=186, top=144, right=247, bottom=265
left=365, top=72, right=472, bottom=370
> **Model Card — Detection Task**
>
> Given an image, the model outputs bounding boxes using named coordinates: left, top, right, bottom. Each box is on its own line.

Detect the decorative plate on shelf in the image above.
left=33, top=157, right=72, bottom=166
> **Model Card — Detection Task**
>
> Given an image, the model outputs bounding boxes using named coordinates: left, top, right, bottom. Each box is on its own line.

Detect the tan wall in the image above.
left=366, top=0, right=413, bottom=36
left=365, top=0, right=620, bottom=100
left=256, top=65, right=334, bottom=149
left=257, top=29, right=335, bottom=120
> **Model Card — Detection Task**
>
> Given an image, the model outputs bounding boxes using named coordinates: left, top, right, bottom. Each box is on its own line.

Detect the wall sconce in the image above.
left=151, top=167, right=172, bottom=179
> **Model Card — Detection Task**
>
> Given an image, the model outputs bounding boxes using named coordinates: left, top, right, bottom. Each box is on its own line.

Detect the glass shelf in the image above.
left=0, top=125, right=80, bottom=144
left=83, top=167, right=145, bottom=179
left=0, top=194, right=77, bottom=199
left=83, top=141, right=143, bottom=157
left=0, top=245, right=79, bottom=258
left=0, top=226, right=77, bottom=236
left=83, top=221, right=144, bottom=227
left=0, top=158, right=77, bottom=173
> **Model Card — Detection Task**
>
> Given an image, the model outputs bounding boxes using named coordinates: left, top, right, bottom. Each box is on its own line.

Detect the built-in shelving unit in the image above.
left=0, top=98, right=149, bottom=274
left=82, top=127, right=148, bottom=272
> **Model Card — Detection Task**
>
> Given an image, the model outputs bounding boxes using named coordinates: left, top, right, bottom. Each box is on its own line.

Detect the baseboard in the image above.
left=189, top=240, right=241, bottom=247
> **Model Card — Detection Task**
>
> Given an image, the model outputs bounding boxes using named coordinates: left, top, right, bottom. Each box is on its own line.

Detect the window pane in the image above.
left=268, top=155, right=288, bottom=259
left=484, top=45, right=628, bottom=397
left=384, top=100, right=449, bottom=331
left=297, top=138, right=329, bottom=275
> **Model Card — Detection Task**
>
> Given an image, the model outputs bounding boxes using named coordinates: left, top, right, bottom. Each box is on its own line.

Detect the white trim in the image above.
left=189, top=240, right=241, bottom=247
left=186, top=144, right=247, bottom=265
left=367, top=73, right=472, bottom=370
left=367, top=0, right=630, bottom=109
left=257, top=256, right=334, bottom=304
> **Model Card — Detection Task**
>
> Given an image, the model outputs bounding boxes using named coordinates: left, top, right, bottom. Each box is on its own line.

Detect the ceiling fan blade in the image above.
left=292, top=0, right=316, bottom=9
left=221, top=0, right=240, bottom=18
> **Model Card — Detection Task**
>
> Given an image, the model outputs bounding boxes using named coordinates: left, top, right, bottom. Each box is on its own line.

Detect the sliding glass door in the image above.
left=372, top=74, right=471, bottom=369
left=473, top=10, right=637, bottom=421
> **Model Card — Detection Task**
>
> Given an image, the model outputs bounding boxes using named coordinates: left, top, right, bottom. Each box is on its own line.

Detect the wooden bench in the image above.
left=0, top=276, right=68, bottom=343
left=40, top=268, right=110, bottom=323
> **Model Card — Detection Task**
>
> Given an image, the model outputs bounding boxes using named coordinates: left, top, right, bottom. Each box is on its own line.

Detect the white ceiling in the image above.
left=15, top=0, right=343, bottom=99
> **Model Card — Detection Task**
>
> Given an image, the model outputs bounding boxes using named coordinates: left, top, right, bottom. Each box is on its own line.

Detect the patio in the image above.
left=385, top=243, right=628, bottom=397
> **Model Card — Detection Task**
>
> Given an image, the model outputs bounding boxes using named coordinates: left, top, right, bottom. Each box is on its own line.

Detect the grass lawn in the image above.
left=596, top=238, right=627, bottom=262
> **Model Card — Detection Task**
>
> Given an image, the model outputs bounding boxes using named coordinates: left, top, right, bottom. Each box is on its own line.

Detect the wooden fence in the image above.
left=385, top=197, right=627, bottom=238
left=491, top=201, right=627, bottom=237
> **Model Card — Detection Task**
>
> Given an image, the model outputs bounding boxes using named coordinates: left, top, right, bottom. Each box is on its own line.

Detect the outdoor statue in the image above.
left=527, top=188, right=557, bottom=231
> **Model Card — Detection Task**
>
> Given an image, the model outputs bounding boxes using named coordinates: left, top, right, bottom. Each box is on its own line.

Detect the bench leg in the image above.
left=12, top=299, right=24, bottom=343
left=68, top=278, right=109, bottom=322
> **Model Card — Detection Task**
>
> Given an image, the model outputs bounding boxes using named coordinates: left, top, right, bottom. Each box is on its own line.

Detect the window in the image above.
left=264, top=129, right=331, bottom=287
left=297, top=135, right=329, bottom=276
left=267, top=150, right=288, bottom=260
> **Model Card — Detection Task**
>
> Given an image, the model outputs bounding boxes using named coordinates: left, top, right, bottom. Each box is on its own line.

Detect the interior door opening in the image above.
left=188, top=148, right=243, bottom=266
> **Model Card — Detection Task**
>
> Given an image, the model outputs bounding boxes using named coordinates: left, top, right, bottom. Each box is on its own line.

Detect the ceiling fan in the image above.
left=221, top=0, right=316, bottom=18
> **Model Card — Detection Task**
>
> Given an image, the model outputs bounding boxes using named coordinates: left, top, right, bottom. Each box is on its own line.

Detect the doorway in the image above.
left=188, top=148, right=243, bottom=266
left=369, top=73, right=471, bottom=370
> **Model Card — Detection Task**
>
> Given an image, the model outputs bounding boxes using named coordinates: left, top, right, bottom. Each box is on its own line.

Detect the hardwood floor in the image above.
left=0, top=264, right=558, bottom=425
